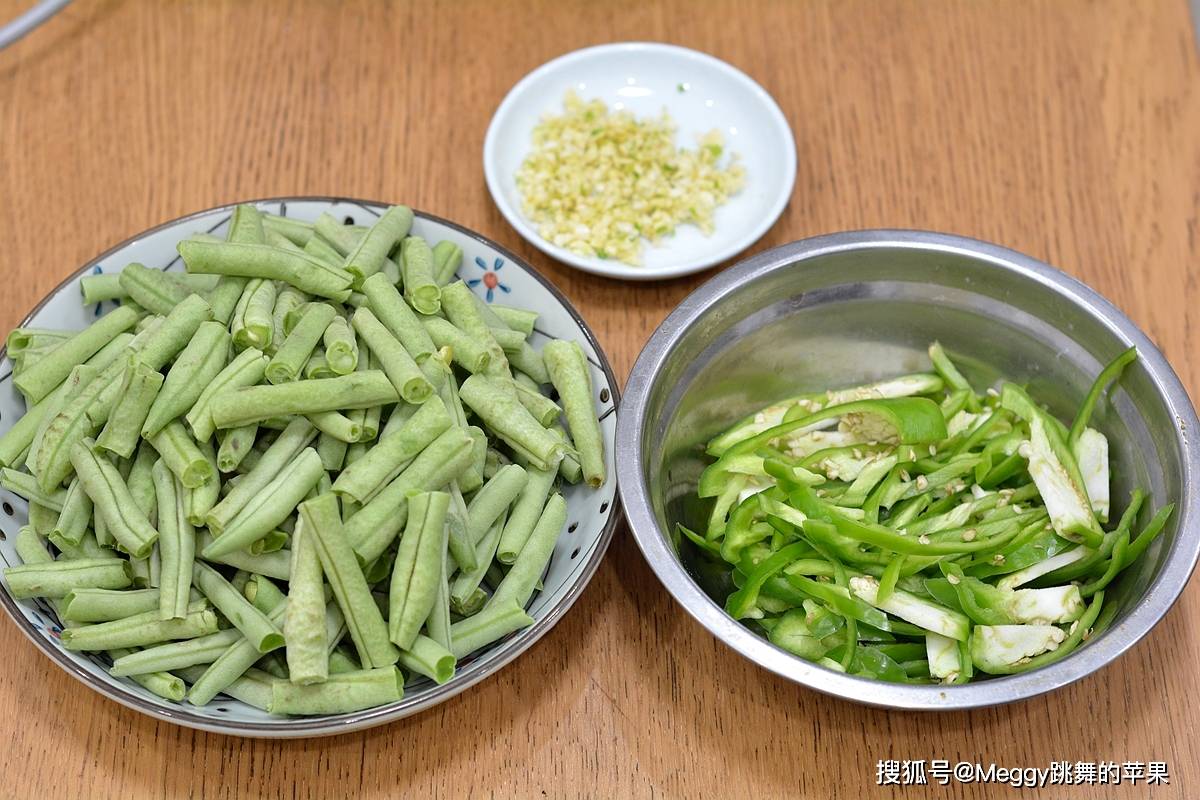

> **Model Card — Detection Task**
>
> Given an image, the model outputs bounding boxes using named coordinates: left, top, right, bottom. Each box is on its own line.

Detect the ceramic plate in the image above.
left=484, top=42, right=797, bottom=281
left=0, top=197, right=621, bottom=737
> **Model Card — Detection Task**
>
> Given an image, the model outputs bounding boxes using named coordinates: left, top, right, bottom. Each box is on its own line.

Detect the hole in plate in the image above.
left=570, top=547, right=580, bottom=560
left=2, top=501, right=12, bottom=516
left=568, top=522, right=578, bottom=533
left=0, top=528, right=6, bottom=541
left=599, top=388, right=610, bottom=403
left=343, top=216, right=355, bottom=225
left=599, top=502, right=609, bottom=514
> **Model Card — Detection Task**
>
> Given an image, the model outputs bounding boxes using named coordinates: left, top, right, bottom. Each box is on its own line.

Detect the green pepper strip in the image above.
left=979, top=591, right=1105, bottom=675
left=1032, top=490, right=1145, bottom=583
left=1119, top=503, right=1173, bottom=569
left=928, top=343, right=980, bottom=412
left=1068, top=347, right=1137, bottom=447
left=1080, top=532, right=1129, bottom=598
left=939, top=562, right=1013, bottom=625
left=726, top=397, right=949, bottom=460
left=876, top=555, right=905, bottom=604
left=726, top=542, right=812, bottom=619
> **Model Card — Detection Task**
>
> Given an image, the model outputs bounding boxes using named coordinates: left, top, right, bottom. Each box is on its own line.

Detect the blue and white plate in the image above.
left=0, top=197, right=621, bottom=738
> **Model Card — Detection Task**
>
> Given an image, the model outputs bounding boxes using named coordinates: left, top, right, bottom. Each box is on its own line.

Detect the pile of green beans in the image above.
left=688, top=344, right=1172, bottom=684
left=0, top=204, right=607, bottom=715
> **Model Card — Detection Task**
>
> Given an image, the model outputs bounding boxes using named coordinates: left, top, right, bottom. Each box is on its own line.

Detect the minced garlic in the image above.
left=515, top=90, right=746, bottom=265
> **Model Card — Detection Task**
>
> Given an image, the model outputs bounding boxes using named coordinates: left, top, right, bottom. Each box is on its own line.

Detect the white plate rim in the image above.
left=483, top=41, right=798, bottom=281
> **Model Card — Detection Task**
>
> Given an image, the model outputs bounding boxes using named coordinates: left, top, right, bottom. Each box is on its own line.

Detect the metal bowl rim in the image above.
left=616, top=228, right=1200, bottom=710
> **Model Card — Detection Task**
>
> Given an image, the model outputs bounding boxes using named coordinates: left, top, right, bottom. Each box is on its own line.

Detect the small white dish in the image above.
left=0, top=198, right=621, bottom=737
left=484, top=42, right=797, bottom=281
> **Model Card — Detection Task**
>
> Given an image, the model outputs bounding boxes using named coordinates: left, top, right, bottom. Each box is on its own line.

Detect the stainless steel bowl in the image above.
left=616, top=230, right=1200, bottom=710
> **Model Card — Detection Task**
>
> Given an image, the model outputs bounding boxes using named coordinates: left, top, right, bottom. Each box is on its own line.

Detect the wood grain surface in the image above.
left=1, top=1, right=1198, bottom=798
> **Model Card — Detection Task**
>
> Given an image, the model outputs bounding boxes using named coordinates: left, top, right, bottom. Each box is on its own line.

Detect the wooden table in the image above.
left=1, top=1, right=1197, bottom=797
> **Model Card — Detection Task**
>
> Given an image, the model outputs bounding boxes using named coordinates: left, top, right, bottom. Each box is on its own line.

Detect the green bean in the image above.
left=312, top=213, right=363, bottom=254
left=425, top=542, right=453, bottom=651
left=61, top=602, right=216, bottom=651
left=142, top=322, right=230, bottom=438
left=507, top=341, right=551, bottom=385
left=344, top=426, right=476, bottom=564
left=206, top=418, right=316, bottom=530
left=444, top=482, right=476, bottom=572
left=49, top=477, right=92, bottom=547
left=401, top=236, right=440, bottom=314
left=231, top=279, right=277, bottom=352
left=512, top=377, right=561, bottom=426
left=110, top=627, right=244, bottom=676
left=135, top=294, right=215, bottom=371
left=398, top=635, right=455, bottom=684
left=61, top=587, right=161, bottom=622
left=491, top=305, right=538, bottom=337
left=300, top=493, right=398, bottom=669
left=284, top=515, right=328, bottom=684
left=432, top=241, right=463, bottom=286
left=192, top=562, right=284, bottom=652
left=185, top=347, right=269, bottom=442
left=323, top=316, right=358, bottom=375
left=128, top=552, right=155, bottom=589
left=304, top=234, right=344, bottom=268
left=306, top=410, right=362, bottom=442
left=3, top=557, right=132, bottom=599
left=227, top=203, right=266, bottom=244
left=343, top=205, right=413, bottom=286
left=179, top=239, right=353, bottom=301
left=14, top=305, right=140, bottom=404
left=271, top=666, right=402, bottom=715
left=267, top=303, right=338, bottom=384
left=316, top=431, right=348, bottom=471
left=108, top=648, right=188, bottom=701
left=217, top=424, right=258, bottom=473
left=497, top=458, right=560, bottom=564
left=6, top=327, right=71, bottom=357
left=148, top=420, right=214, bottom=489
left=388, top=491, right=449, bottom=649
left=95, top=360, right=164, bottom=459
left=195, top=531, right=291, bottom=580
left=331, top=396, right=452, bottom=503
left=304, top=352, right=335, bottom=379
left=262, top=213, right=312, bottom=246
left=440, top=281, right=506, bottom=368
left=15, top=525, right=50, bottom=564
left=351, top=307, right=432, bottom=404
left=249, top=528, right=289, bottom=555
left=360, top=273, right=439, bottom=378
left=448, top=599, right=534, bottom=659
left=491, top=327, right=528, bottom=353
left=209, top=371, right=399, bottom=430
left=187, top=599, right=286, bottom=705
left=52, top=529, right=117, bottom=561
left=152, top=460, right=194, bottom=620
left=543, top=340, right=605, bottom=488
left=459, top=374, right=564, bottom=471
left=208, top=277, right=249, bottom=327
left=117, top=263, right=191, bottom=316
left=423, top=316, right=493, bottom=375
left=33, top=357, right=128, bottom=491
left=1, top=469, right=66, bottom=511
left=203, top=447, right=323, bottom=556
left=490, top=493, right=566, bottom=609
left=0, top=382, right=64, bottom=468
left=450, top=510, right=505, bottom=614
left=465, top=464, right=528, bottom=544
left=126, top=440, right=158, bottom=520
left=69, top=439, right=158, bottom=558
